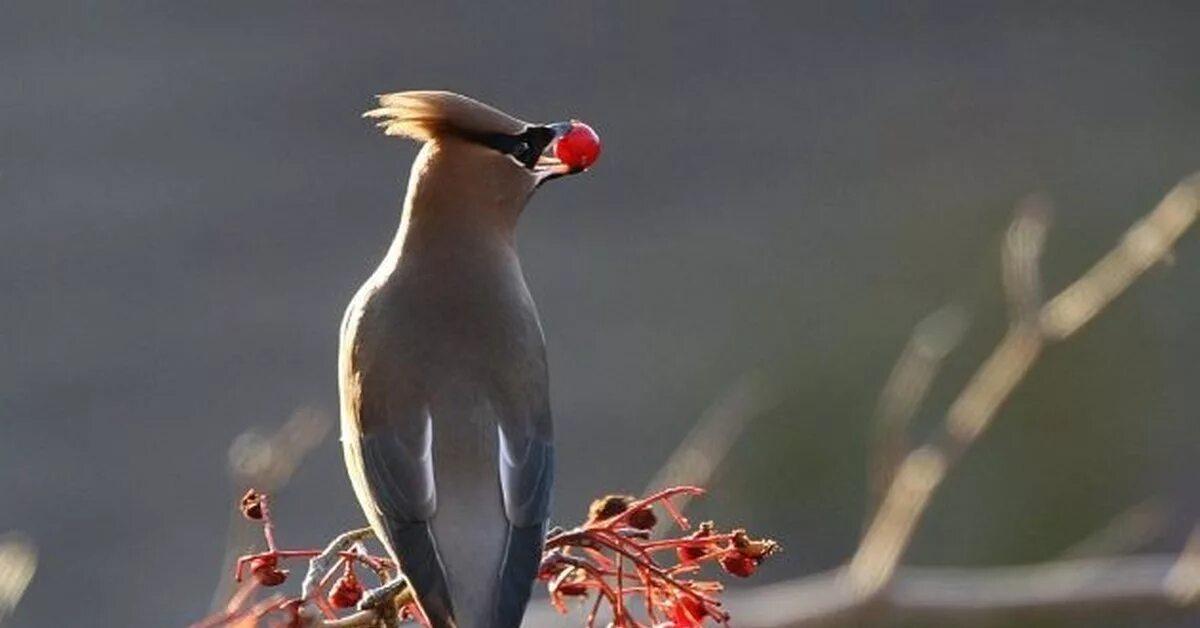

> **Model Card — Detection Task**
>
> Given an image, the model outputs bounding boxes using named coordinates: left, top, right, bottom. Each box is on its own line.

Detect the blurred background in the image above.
left=3, top=3, right=1200, bottom=627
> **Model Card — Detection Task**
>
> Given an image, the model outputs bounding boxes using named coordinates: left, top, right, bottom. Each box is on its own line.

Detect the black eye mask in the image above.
left=470, top=126, right=557, bottom=170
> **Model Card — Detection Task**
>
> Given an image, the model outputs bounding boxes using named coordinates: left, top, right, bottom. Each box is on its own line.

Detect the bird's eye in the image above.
left=471, top=128, right=551, bottom=169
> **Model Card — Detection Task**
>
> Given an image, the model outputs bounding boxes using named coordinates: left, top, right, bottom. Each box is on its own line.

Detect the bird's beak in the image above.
left=533, top=120, right=602, bottom=185
left=532, top=122, right=577, bottom=182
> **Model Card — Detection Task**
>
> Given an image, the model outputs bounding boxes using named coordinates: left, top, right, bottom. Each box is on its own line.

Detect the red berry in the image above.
left=627, top=506, right=658, bottom=531
left=329, top=570, right=364, bottom=608
left=730, top=529, right=780, bottom=560
left=249, top=555, right=288, bottom=587
left=554, top=121, right=601, bottom=171
left=676, top=544, right=708, bottom=564
left=676, top=521, right=716, bottom=564
left=678, top=596, right=707, bottom=621
left=587, top=494, right=632, bottom=523
left=719, top=553, right=757, bottom=578
left=555, top=580, right=589, bottom=597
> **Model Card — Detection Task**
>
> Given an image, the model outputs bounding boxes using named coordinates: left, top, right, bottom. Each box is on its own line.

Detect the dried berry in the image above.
left=550, top=569, right=591, bottom=598
left=587, top=494, right=633, bottom=522
left=676, top=521, right=716, bottom=563
left=555, top=580, right=589, bottom=597
left=718, top=553, right=757, bottom=578
left=249, top=555, right=288, bottom=586
left=328, top=569, right=363, bottom=608
left=239, top=489, right=265, bottom=521
left=730, top=529, right=781, bottom=560
left=627, top=506, right=658, bottom=531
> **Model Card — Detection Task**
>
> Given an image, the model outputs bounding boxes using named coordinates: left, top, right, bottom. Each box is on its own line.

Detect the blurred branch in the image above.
left=0, top=533, right=36, bottom=624
left=721, top=555, right=1198, bottom=628
left=729, top=173, right=1200, bottom=627
left=1001, top=195, right=1051, bottom=324
left=1040, top=175, right=1200, bottom=339
left=865, top=305, right=968, bottom=525
left=1060, top=499, right=1169, bottom=559
left=1165, top=525, right=1200, bottom=605
left=643, top=370, right=782, bottom=522
left=848, top=174, right=1200, bottom=596
left=227, top=405, right=332, bottom=491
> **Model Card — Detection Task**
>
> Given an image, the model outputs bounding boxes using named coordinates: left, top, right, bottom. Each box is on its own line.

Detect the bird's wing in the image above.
left=357, top=404, right=437, bottom=523
left=494, top=402, right=554, bottom=628
left=497, top=417, right=554, bottom=527
left=350, top=386, right=454, bottom=626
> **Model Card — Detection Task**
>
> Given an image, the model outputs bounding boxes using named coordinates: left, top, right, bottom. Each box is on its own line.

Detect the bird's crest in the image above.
left=363, top=91, right=529, bottom=142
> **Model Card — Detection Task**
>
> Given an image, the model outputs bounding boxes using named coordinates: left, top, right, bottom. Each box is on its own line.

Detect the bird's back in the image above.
left=340, top=239, right=552, bottom=628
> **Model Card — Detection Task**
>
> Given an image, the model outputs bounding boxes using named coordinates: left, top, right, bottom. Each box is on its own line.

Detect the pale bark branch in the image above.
left=725, top=556, right=1198, bottom=627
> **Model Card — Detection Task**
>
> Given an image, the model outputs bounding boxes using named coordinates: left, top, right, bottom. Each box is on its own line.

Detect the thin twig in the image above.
left=1060, top=499, right=1169, bottom=560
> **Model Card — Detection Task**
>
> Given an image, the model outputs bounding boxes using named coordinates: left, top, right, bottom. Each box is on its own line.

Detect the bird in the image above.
left=338, top=91, right=600, bottom=628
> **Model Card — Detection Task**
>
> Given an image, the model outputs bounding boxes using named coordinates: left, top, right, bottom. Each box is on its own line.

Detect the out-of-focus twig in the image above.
left=1060, top=499, right=1169, bottom=560
left=1165, top=525, right=1200, bottom=605
left=228, top=405, right=332, bottom=490
left=1040, top=175, right=1200, bottom=339
left=643, top=370, right=783, bottom=523
left=0, top=532, right=36, bottom=624
left=846, top=174, right=1200, bottom=597
left=1002, top=195, right=1051, bottom=324
left=865, top=305, right=968, bottom=525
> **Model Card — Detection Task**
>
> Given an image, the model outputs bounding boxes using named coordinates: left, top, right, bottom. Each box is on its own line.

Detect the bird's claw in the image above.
left=357, top=576, right=410, bottom=612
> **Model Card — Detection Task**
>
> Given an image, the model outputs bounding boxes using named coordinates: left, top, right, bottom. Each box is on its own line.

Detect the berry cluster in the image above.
left=192, top=490, right=411, bottom=628
left=193, top=487, right=777, bottom=628
left=540, top=486, right=780, bottom=627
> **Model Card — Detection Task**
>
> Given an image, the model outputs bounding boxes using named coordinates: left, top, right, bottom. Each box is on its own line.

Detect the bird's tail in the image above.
left=493, top=522, right=546, bottom=628
left=381, top=520, right=456, bottom=628
left=381, top=506, right=546, bottom=628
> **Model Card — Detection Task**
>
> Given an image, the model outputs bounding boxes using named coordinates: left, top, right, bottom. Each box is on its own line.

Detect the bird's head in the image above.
left=364, top=91, right=600, bottom=200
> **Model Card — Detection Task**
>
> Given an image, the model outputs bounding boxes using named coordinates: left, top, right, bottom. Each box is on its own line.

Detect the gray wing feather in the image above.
left=380, top=520, right=455, bottom=628
left=497, top=420, right=554, bottom=527
left=493, top=522, right=546, bottom=628
left=359, top=410, right=437, bottom=522
left=356, top=409, right=453, bottom=625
